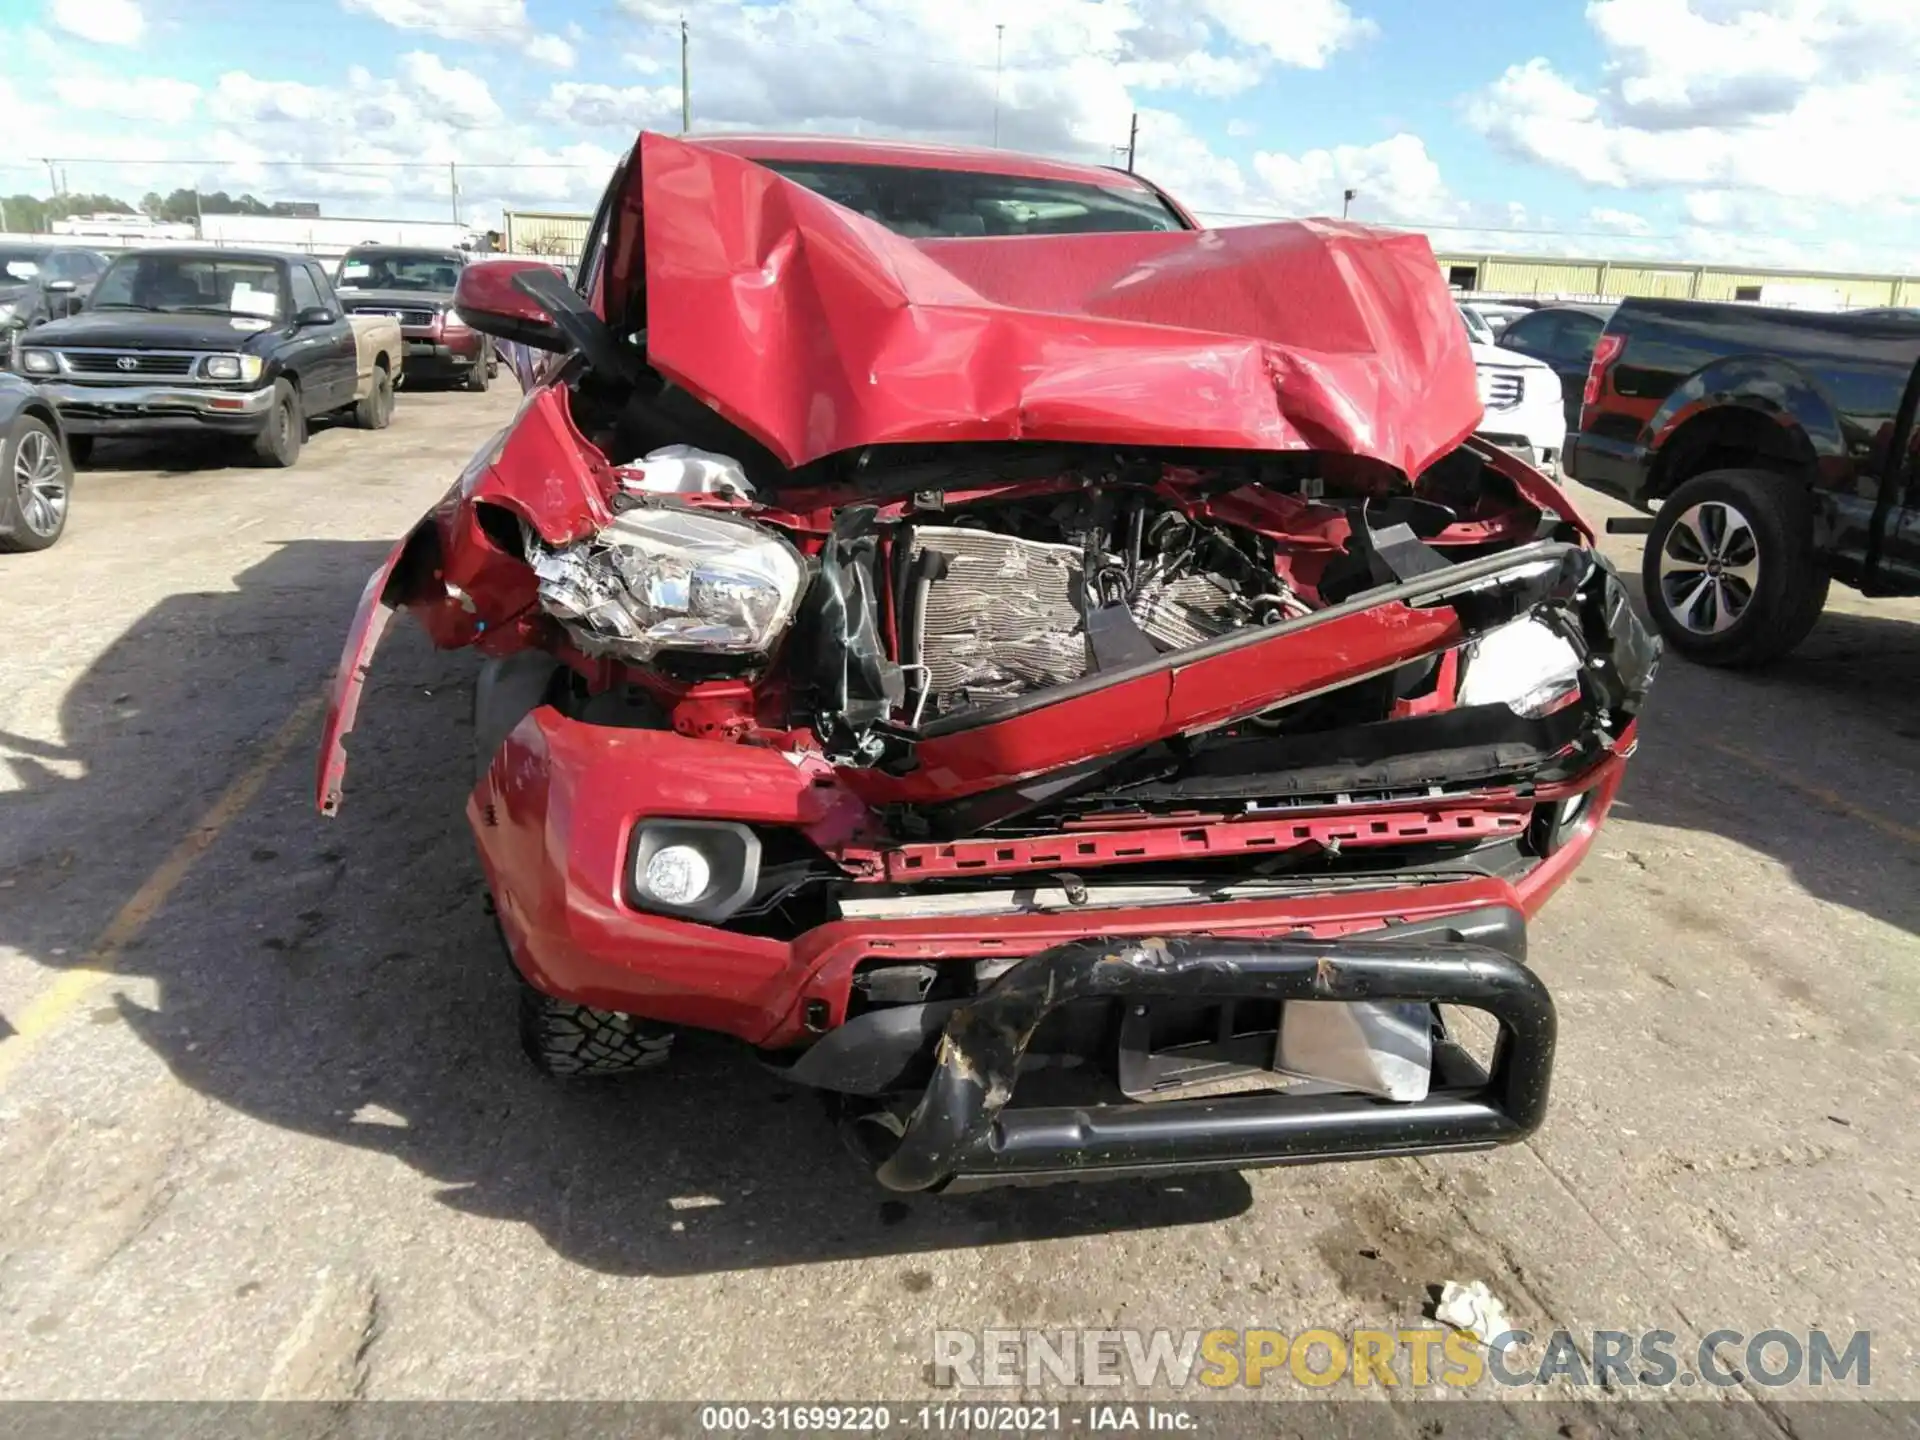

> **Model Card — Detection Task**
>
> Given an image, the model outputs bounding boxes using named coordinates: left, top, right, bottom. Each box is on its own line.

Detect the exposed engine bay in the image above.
left=898, top=494, right=1314, bottom=722
left=505, top=434, right=1615, bottom=771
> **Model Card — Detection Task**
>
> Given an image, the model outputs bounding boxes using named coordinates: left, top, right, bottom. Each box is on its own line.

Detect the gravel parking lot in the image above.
left=0, top=388, right=1915, bottom=1421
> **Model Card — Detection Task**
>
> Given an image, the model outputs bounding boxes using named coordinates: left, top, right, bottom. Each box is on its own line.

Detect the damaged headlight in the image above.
left=529, top=507, right=806, bottom=662
left=1457, top=616, right=1583, bottom=718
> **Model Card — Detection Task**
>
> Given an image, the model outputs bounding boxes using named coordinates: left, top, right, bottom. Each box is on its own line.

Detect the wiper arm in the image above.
left=92, top=301, right=160, bottom=311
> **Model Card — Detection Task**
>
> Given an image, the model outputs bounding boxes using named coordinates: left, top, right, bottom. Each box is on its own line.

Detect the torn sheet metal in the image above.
left=636, top=133, right=1483, bottom=478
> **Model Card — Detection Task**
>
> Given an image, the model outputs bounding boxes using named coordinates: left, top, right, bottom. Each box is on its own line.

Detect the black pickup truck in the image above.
left=15, top=247, right=364, bottom=468
left=1568, top=298, right=1920, bottom=665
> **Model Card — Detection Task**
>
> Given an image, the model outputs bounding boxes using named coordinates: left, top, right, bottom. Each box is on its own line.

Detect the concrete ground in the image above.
left=0, top=386, right=1915, bottom=1423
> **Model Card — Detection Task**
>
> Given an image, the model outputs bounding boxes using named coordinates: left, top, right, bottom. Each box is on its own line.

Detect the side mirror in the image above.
left=44, top=279, right=77, bottom=294
left=453, top=259, right=570, bottom=351
left=295, top=305, right=336, bottom=327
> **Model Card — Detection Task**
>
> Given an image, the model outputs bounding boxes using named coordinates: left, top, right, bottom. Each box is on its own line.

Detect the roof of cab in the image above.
left=687, top=132, right=1161, bottom=193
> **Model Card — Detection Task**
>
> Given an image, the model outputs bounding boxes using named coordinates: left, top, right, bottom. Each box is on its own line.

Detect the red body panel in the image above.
left=317, top=538, right=408, bottom=817
left=837, top=599, right=1465, bottom=805
left=470, top=704, right=1633, bottom=1048
left=638, top=133, right=1481, bottom=479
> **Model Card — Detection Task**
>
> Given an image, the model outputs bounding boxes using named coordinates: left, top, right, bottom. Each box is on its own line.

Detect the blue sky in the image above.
left=2, top=0, right=1914, bottom=270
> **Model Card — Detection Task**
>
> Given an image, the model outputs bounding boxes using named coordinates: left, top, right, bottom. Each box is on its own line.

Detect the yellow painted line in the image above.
left=0, top=690, right=328, bottom=1088
left=1703, top=737, right=1920, bottom=849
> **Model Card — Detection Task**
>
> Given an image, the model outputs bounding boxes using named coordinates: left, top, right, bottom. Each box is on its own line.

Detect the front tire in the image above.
left=0, top=415, right=72, bottom=552
left=463, top=354, right=490, bottom=393
left=517, top=977, right=676, bottom=1078
left=1642, top=469, right=1829, bottom=667
left=251, top=379, right=303, bottom=468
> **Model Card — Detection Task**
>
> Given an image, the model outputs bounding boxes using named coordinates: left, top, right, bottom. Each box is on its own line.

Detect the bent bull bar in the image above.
left=875, top=930, right=1555, bottom=1193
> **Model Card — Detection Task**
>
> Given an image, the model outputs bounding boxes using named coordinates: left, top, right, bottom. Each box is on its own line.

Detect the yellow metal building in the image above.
left=1434, top=251, right=1920, bottom=308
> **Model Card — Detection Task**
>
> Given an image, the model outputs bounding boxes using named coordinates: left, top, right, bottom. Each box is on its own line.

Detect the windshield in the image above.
left=756, top=160, right=1188, bottom=238
left=1458, top=305, right=1494, bottom=344
left=0, top=246, right=49, bottom=284
left=336, top=251, right=464, bottom=291
left=91, top=255, right=285, bottom=318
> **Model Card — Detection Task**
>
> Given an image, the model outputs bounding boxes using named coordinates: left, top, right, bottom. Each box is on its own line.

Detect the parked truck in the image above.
left=15, top=248, right=384, bottom=469
left=1568, top=297, right=1920, bottom=665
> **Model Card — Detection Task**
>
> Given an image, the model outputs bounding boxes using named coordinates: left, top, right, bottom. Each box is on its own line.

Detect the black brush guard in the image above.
left=872, top=914, right=1555, bottom=1193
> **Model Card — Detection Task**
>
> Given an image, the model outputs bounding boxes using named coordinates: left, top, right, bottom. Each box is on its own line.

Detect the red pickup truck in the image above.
left=317, top=134, right=1655, bottom=1193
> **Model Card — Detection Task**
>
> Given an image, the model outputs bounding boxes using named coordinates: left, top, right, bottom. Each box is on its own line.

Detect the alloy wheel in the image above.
left=12, top=428, right=68, bottom=539
left=1656, top=499, right=1759, bottom=634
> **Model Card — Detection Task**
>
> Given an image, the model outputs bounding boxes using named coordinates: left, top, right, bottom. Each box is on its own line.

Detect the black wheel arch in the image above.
left=1646, top=403, right=1818, bottom=503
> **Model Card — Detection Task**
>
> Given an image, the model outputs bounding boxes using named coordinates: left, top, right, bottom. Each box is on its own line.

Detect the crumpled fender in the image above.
left=316, top=386, right=615, bottom=815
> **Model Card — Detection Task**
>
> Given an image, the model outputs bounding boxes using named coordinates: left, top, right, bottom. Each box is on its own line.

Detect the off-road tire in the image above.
left=251, top=378, right=303, bottom=468
left=1642, top=468, right=1829, bottom=668
left=517, top=978, right=676, bottom=1078
left=355, top=364, right=393, bottom=429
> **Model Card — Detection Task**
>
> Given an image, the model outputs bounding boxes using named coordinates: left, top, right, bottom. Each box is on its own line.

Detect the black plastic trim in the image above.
left=872, top=908, right=1550, bottom=1192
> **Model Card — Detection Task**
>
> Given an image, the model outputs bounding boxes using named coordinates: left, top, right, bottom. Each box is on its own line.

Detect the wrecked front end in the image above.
left=318, top=134, right=1656, bottom=1191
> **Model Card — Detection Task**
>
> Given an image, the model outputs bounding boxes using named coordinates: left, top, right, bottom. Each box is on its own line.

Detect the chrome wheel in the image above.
left=12, top=426, right=68, bottom=539
left=1656, top=499, right=1758, bottom=635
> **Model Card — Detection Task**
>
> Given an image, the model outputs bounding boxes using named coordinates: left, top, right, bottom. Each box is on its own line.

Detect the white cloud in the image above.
left=542, top=82, right=680, bottom=131
left=1251, top=133, right=1454, bottom=224
left=526, top=32, right=575, bottom=69
left=339, top=0, right=574, bottom=70
left=338, top=0, right=528, bottom=41
left=396, top=51, right=502, bottom=128
left=1467, top=1, right=1920, bottom=208
left=1585, top=206, right=1654, bottom=235
left=1198, top=0, right=1376, bottom=70
left=47, top=0, right=144, bottom=46
left=1225, top=118, right=1256, bottom=138
left=50, top=75, right=199, bottom=124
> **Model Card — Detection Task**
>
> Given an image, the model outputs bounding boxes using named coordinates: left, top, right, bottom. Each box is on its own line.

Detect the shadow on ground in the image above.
left=0, top=540, right=1913, bottom=1278
left=1607, top=590, right=1920, bottom=938
left=0, top=540, right=1251, bottom=1277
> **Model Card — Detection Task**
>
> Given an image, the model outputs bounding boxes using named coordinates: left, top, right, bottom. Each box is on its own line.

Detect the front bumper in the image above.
left=872, top=915, right=1552, bottom=1192
left=1476, top=404, right=1566, bottom=476
left=400, top=330, right=487, bottom=377
left=31, top=381, right=274, bottom=436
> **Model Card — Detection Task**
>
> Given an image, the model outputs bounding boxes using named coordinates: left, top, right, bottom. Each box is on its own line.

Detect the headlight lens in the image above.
left=202, top=354, right=263, bottom=382
left=0, top=302, right=16, bottom=324
left=1457, top=616, right=1583, bottom=717
left=530, top=507, right=805, bottom=661
left=443, top=308, right=469, bottom=331
left=19, top=348, right=56, bottom=374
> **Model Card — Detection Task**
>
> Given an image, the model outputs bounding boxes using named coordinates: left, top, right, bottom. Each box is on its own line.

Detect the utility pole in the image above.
left=680, top=18, right=691, bottom=134
left=1342, top=187, right=1357, bottom=219
left=1125, top=111, right=1138, bottom=172
left=450, top=161, right=460, bottom=224
left=41, top=158, right=59, bottom=195
left=992, top=24, right=1005, bottom=147
left=193, top=187, right=204, bottom=237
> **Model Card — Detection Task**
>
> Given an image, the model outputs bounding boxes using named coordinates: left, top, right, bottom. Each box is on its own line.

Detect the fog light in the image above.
left=626, top=820, right=761, bottom=921
left=643, top=844, right=711, bottom=907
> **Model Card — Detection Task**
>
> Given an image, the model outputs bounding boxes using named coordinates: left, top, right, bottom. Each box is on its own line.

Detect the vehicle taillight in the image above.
left=1582, top=332, right=1625, bottom=409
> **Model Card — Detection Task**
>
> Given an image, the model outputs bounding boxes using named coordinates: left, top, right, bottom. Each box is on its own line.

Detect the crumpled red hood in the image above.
left=637, top=132, right=1482, bottom=477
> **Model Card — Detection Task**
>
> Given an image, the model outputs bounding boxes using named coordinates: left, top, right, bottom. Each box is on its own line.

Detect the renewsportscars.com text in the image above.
left=932, top=1327, right=1871, bottom=1390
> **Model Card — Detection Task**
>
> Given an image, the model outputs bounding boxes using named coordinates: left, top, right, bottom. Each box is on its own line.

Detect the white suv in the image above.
left=1458, top=304, right=1567, bottom=476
